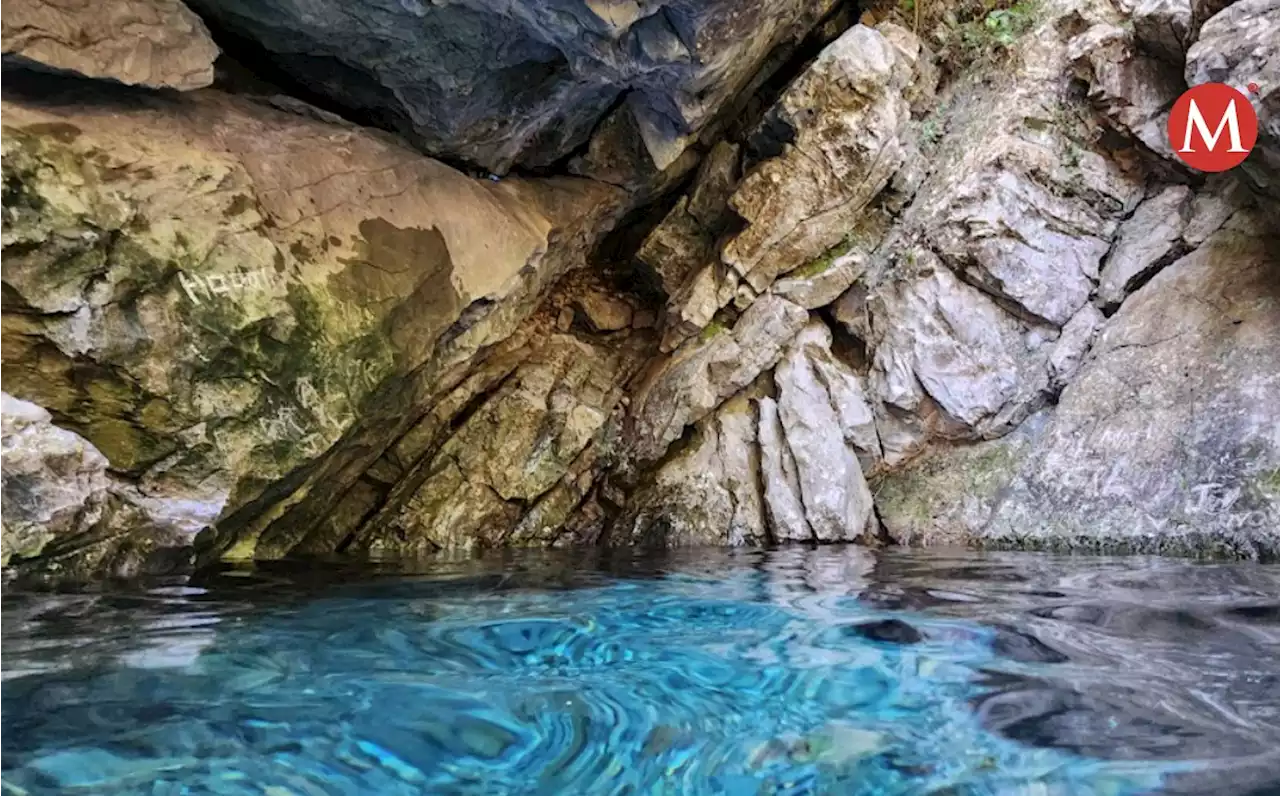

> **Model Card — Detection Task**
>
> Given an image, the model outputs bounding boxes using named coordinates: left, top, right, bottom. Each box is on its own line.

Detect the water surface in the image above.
left=4, top=547, right=1279, bottom=795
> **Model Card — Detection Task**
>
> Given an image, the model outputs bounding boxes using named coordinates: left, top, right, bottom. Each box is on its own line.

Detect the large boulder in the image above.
left=186, top=0, right=838, bottom=177
left=1, top=77, right=621, bottom=568
left=1, top=0, right=218, bottom=90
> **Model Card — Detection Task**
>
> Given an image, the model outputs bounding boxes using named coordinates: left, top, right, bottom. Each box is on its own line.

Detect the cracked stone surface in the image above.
left=186, top=0, right=837, bottom=177
left=985, top=213, right=1280, bottom=556
left=723, top=23, right=918, bottom=292
left=2, top=0, right=218, bottom=90
left=1, top=80, right=621, bottom=566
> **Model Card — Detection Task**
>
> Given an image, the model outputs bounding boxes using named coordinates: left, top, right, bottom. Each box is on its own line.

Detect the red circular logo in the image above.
left=1167, top=83, right=1259, bottom=172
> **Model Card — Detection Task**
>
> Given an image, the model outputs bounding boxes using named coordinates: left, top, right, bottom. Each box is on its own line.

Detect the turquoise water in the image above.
left=4, top=547, right=1279, bottom=795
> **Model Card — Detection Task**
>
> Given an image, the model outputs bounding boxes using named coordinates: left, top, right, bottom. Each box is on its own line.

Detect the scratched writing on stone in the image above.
left=179, top=267, right=297, bottom=305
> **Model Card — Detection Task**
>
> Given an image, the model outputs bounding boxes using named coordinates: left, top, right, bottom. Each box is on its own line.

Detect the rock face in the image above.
left=1, top=0, right=219, bottom=90
left=1185, top=0, right=1280, bottom=197
left=2, top=75, right=621, bottom=573
left=723, top=23, right=919, bottom=291
left=3, top=0, right=1279, bottom=580
left=984, top=213, right=1280, bottom=557
left=186, top=0, right=837, bottom=177
left=1, top=393, right=194, bottom=581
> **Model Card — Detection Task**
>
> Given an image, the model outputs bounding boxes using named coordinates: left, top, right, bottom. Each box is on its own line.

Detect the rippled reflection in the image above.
left=3, top=547, right=1280, bottom=795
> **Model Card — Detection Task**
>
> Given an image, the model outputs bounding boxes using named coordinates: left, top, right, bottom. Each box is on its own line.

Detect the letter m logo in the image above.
left=1168, top=83, right=1258, bottom=172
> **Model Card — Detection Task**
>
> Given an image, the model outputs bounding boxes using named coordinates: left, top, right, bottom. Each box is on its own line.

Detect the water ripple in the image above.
left=3, top=547, right=1279, bottom=795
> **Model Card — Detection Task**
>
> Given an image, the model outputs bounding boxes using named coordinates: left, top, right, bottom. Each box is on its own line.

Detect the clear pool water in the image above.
left=3, top=547, right=1279, bottom=795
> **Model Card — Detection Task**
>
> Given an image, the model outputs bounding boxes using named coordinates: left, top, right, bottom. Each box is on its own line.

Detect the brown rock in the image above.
left=2, top=0, right=219, bottom=90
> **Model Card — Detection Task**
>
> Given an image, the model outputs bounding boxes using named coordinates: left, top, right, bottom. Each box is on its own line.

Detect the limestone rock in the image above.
left=628, top=295, right=808, bottom=463
left=1123, top=0, right=1192, bottom=63
left=1097, top=185, right=1193, bottom=310
left=1, top=393, right=195, bottom=581
left=620, top=395, right=768, bottom=547
left=771, top=252, right=866, bottom=310
left=1, top=0, right=218, bottom=90
left=1068, top=23, right=1183, bottom=158
left=930, top=167, right=1121, bottom=327
left=187, top=0, right=837, bottom=175
left=1, top=80, right=621, bottom=566
left=758, top=396, right=814, bottom=541
left=350, top=333, right=648, bottom=557
left=985, top=214, right=1280, bottom=557
left=771, top=320, right=877, bottom=541
left=659, top=263, right=742, bottom=352
left=901, top=14, right=1145, bottom=329
left=574, top=290, right=633, bottom=332
left=872, top=411, right=1051, bottom=546
left=1182, top=175, right=1253, bottom=246
left=868, top=254, right=1050, bottom=444
left=1186, top=0, right=1280, bottom=197
left=2, top=393, right=111, bottom=565
left=1048, top=303, right=1105, bottom=389
left=724, top=24, right=918, bottom=291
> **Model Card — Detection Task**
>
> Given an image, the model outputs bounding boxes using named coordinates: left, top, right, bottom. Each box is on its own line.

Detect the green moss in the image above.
left=1249, top=467, right=1280, bottom=501
left=790, top=234, right=860, bottom=280
left=698, top=318, right=729, bottom=343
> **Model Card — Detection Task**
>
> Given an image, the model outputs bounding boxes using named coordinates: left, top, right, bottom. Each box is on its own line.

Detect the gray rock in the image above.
left=1097, top=185, right=1193, bottom=311
left=1048, top=303, right=1105, bottom=389
left=1182, top=175, right=1253, bottom=246
left=188, top=0, right=837, bottom=175
left=628, top=295, right=808, bottom=462
left=758, top=396, right=813, bottom=541
left=1124, top=0, right=1192, bottom=63
left=2, top=393, right=111, bottom=565
left=1186, top=0, right=1280, bottom=197
left=2, top=0, right=218, bottom=90
left=620, top=395, right=768, bottom=547
left=930, top=169, right=1117, bottom=327
left=724, top=24, right=918, bottom=291
left=872, top=411, right=1051, bottom=546
left=1068, top=23, right=1183, bottom=158
left=771, top=252, right=866, bottom=310
left=868, top=254, right=1049, bottom=440
left=772, top=321, right=877, bottom=541
left=984, top=213, right=1280, bottom=557
left=1, top=393, right=196, bottom=581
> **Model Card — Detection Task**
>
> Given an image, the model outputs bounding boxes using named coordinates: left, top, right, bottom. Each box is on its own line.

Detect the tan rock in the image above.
left=627, top=295, right=809, bottom=463
left=2, top=0, right=218, bottom=90
left=724, top=25, right=917, bottom=291
left=1, top=87, right=622, bottom=565
left=574, top=290, right=633, bottom=332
